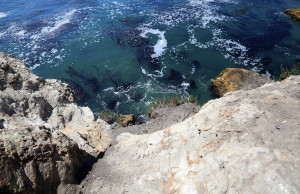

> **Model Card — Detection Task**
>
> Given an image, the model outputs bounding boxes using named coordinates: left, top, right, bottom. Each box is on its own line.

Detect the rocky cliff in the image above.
left=79, top=76, right=300, bottom=193
left=1, top=52, right=300, bottom=194
left=0, top=53, right=112, bottom=193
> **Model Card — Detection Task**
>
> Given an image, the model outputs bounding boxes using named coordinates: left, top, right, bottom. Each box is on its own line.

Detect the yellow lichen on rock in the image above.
left=284, top=8, right=300, bottom=21
left=118, top=114, right=135, bottom=126
left=211, top=68, right=271, bottom=97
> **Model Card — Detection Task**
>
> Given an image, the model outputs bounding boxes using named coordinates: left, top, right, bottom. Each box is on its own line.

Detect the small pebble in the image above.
left=276, top=125, right=280, bottom=130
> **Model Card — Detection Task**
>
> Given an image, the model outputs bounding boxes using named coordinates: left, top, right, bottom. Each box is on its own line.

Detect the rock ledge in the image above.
left=0, top=52, right=112, bottom=193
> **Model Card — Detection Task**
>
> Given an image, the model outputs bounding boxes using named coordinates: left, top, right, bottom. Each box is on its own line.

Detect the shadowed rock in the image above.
left=61, top=78, right=88, bottom=102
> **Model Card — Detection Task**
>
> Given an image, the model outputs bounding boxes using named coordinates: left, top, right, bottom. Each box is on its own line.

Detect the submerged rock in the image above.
left=211, top=68, right=272, bottom=97
left=0, top=52, right=112, bottom=192
left=284, top=8, right=300, bottom=21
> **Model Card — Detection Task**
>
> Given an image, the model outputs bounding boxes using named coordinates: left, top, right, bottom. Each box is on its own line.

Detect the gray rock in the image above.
left=0, top=52, right=112, bottom=193
left=80, top=76, right=300, bottom=194
left=0, top=127, right=80, bottom=194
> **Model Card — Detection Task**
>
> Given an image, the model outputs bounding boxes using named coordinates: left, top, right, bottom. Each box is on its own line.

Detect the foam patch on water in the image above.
left=140, top=28, right=167, bottom=58
left=0, top=12, right=8, bottom=19
left=31, top=9, right=77, bottom=39
left=98, top=78, right=190, bottom=115
left=0, top=8, right=82, bottom=70
left=141, top=67, right=165, bottom=78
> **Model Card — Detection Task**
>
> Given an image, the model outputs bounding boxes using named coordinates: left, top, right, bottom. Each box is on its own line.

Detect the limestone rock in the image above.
left=211, top=68, right=272, bottom=97
left=284, top=8, right=300, bottom=21
left=0, top=52, right=111, bottom=156
left=80, top=76, right=300, bottom=194
left=0, top=125, right=80, bottom=193
left=0, top=52, right=112, bottom=192
left=117, top=114, right=135, bottom=126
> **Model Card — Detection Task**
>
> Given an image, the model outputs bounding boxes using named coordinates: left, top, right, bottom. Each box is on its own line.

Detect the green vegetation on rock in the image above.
left=280, top=63, right=300, bottom=80
left=146, top=95, right=198, bottom=116
left=99, top=108, right=116, bottom=124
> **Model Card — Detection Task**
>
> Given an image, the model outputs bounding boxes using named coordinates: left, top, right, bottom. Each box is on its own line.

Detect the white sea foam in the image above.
left=0, top=12, right=8, bottom=19
left=16, top=30, right=26, bottom=37
left=141, top=66, right=166, bottom=78
left=181, top=82, right=190, bottom=88
left=140, top=28, right=167, bottom=58
left=31, top=9, right=77, bottom=39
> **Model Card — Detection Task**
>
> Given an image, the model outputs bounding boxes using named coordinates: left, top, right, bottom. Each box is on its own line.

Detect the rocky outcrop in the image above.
left=0, top=127, right=79, bottom=193
left=117, top=114, right=135, bottom=127
left=284, top=8, right=300, bottom=21
left=80, top=76, right=300, bottom=193
left=211, top=68, right=272, bottom=97
left=0, top=52, right=112, bottom=193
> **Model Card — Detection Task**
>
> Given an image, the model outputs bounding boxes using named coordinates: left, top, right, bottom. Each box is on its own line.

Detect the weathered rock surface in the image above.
left=0, top=126, right=79, bottom=193
left=117, top=114, right=135, bottom=127
left=211, top=68, right=272, bottom=97
left=284, top=8, right=300, bottom=21
left=79, top=76, right=300, bottom=194
left=0, top=52, right=112, bottom=193
left=110, top=103, right=201, bottom=145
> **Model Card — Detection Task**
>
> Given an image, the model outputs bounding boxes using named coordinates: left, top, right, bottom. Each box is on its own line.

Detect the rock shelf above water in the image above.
left=284, top=8, right=300, bottom=21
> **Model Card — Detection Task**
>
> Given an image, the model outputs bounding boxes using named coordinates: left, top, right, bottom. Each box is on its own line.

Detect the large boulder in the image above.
left=284, top=8, right=300, bottom=21
left=0, top=52, right=112, bottom=192
left=80, top=76, right=300, bottom=193
left=211, top=68, right=272, bottom=97
left=0, top=123, right=80, bottom=193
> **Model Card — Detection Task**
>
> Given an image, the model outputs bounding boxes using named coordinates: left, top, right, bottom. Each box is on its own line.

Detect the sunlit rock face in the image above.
left=0, top=52, right=112, bottom=193
left=211, top=68, right=272, bottom=97
left=81, top=76, right=300, bottom=194
left=285, top=8, right=300, bottom=21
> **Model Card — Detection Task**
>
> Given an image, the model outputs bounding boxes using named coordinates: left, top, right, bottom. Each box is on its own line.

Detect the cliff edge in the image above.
left=1, top=52, right=300, bottom=193
left=0, top=53, right=112, bottom=193
left=79, top=76, right=300, bottom=193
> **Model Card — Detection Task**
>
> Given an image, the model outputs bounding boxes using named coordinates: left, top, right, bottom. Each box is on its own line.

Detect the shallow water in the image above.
left=1, top=0, right=299, bottom=115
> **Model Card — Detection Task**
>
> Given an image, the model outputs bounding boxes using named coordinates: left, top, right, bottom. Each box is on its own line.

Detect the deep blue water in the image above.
left=1, top=0, right=299, bottom=115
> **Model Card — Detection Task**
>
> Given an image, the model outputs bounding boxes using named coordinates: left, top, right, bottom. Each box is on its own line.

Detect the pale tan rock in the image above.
left=81, top=76, right=300, bottom=194
left=0, top=52, right=112, bottom=156
left=0, top=52, right=112, bottom=192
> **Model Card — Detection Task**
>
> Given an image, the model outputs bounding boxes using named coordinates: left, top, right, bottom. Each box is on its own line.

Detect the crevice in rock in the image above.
left=97, top=151, right=106, bottom=159
left=76, top=150, right=98, bottom=184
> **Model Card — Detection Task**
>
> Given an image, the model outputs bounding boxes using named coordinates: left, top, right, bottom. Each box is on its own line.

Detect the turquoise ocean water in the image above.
left=0, top=0, right=299, bottom=115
